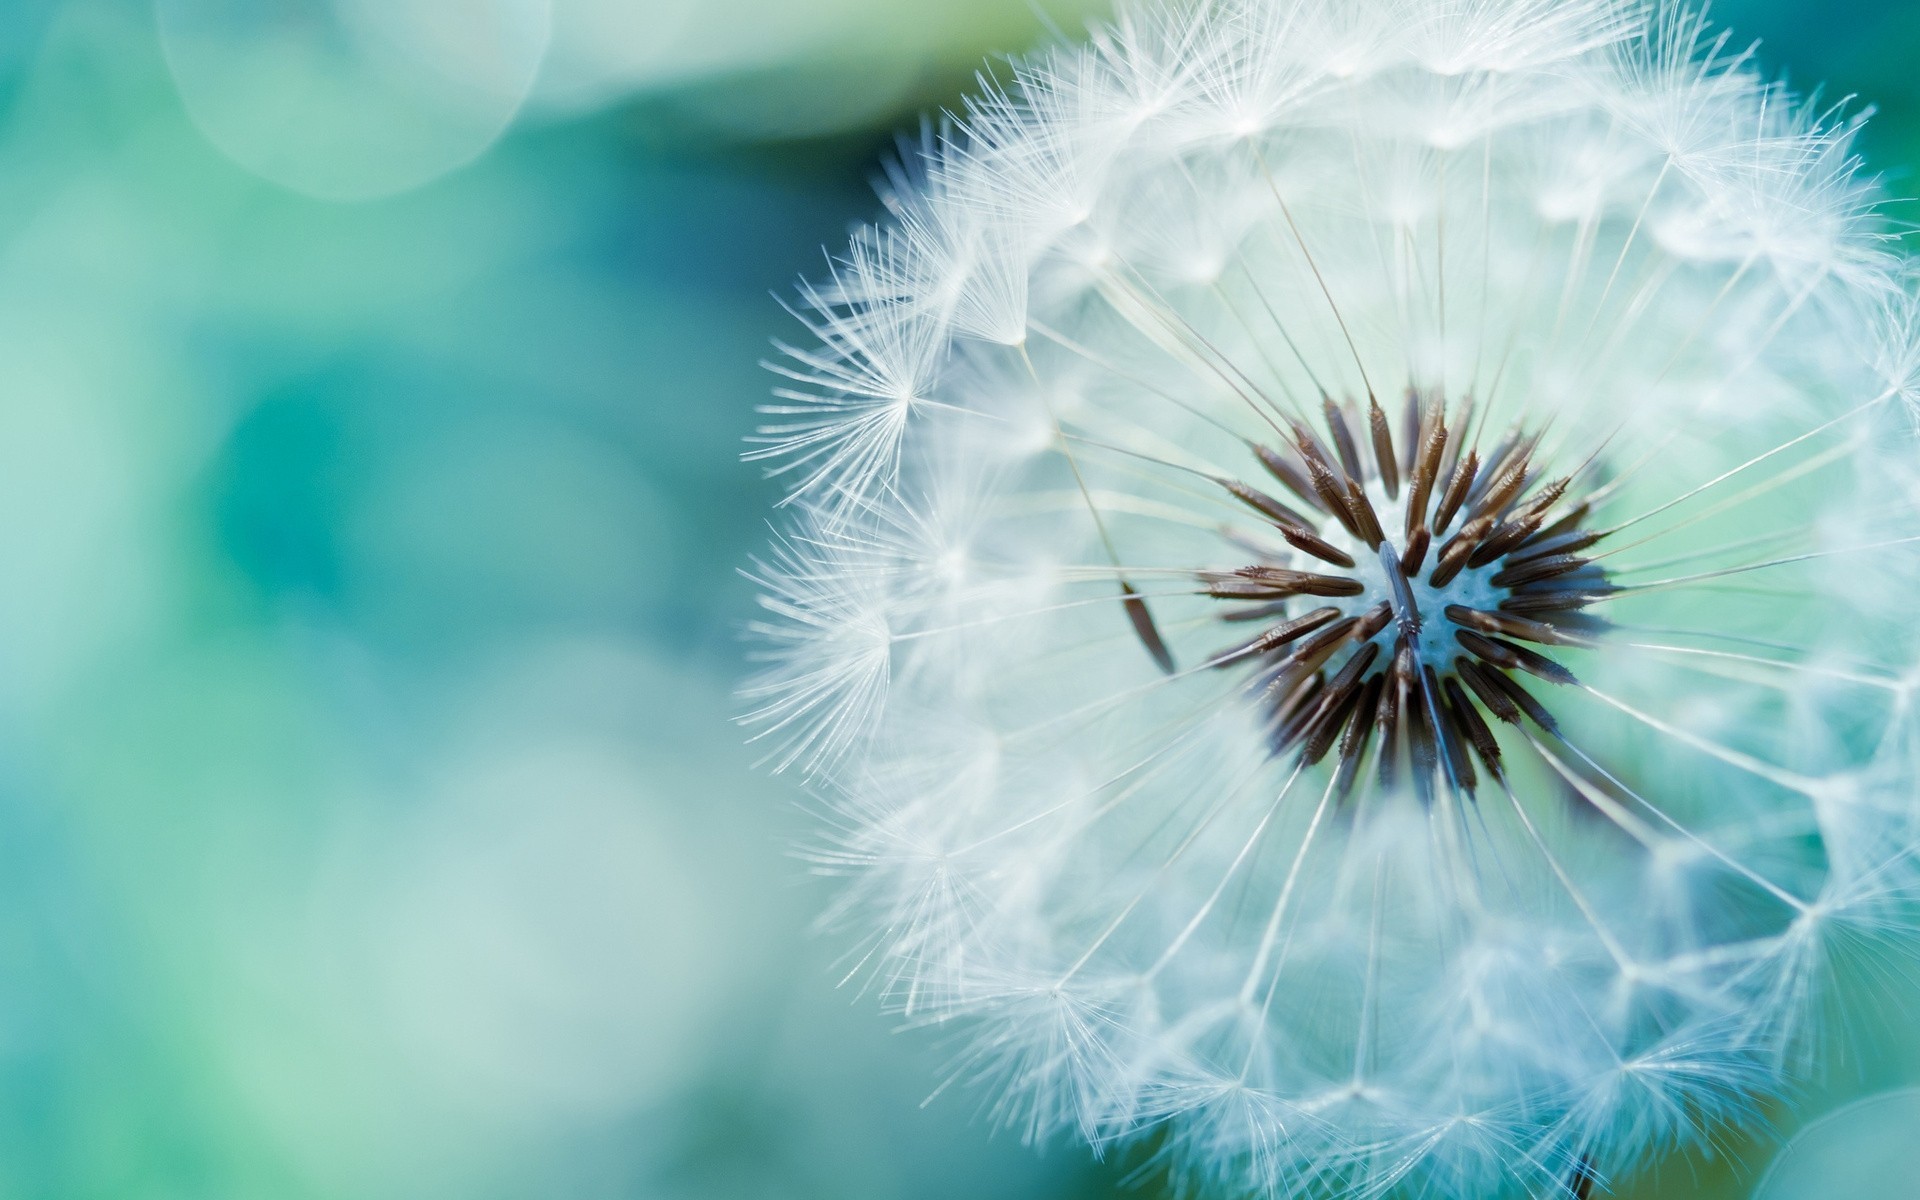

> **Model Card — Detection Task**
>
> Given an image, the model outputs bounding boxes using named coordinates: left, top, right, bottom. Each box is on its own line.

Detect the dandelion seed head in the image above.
left=747, top=1, right=1920, bottom=1195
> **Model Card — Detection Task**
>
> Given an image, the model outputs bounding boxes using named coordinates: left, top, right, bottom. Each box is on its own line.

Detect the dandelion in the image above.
left=746, top=1, right=1920, bottom=1195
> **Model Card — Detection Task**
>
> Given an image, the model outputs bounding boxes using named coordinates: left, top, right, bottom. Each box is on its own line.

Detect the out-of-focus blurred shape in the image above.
left=534, top=0, right=1110, bottom=137
left=157, top=0, right=551, bottom=200
left=230, top=647, right=760, bottom=1198
left=1752, top=1088, right=1920, bottom=1198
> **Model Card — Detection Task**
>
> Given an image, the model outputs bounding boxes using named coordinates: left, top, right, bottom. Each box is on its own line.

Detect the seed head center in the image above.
left=1198, top=390, right=1613, bottom=801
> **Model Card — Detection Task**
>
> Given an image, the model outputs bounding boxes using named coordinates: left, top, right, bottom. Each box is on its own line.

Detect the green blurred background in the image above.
left=1, top=2, right=1915, bottom=1197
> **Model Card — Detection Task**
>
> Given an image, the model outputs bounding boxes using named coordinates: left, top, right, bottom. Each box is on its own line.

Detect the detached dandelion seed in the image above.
left=746, top=1, right=1920, bottom=1196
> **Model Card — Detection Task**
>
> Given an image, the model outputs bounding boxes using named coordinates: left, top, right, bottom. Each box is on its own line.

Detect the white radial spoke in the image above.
left=1146, top=760, right=1309, bottom=979
left=1523, top=729, right=1806, bottom=913
left=1058, top=754, right=1282, bottom=984
left=887, top=586, right=1211, bottom=643
left=1605, top=518, right=1820, bottom=575
left=1350, top=861, right=1388, bottom=1089
left=1607, top=534, right=1920, bottom=596
left=1595, top=439, right=1859, bottom=563
left=1598, top=390, right=1894, bottom=537
left=1250, top=142, right=1379, bottom=402
left=1239, top=768, right=1343, bottom=1008
left=1607, top=639, right=1903, bottom=692
left=1025, top=318, right=1259, bottom=445
left=1647, top=252, right=1757, bottom=388
left=1570, top=156, right=1671, bottom=357
left=958, top=692, right=1253, bottom=856
left=1057, top=424, right=1243, bottom=487
left=1011, top=486, right=1243, bottom=531
left=1578, top=253, right=1680, bottom=383
left=1542, top=211, right=1602, bottom=369
left=1496, top=777, right=1637, bottom=974
left=1482, top=217, right=1558, bottom=404
left=1097, top=262, right=1296, bottom=434
left=1233, top=239, right=1343, bottom=401
left=1577, top=682, right=1819, bottom=796
left=1003, top=656, right=1253, bottom=746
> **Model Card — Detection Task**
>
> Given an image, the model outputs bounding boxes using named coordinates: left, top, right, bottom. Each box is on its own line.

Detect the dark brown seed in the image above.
left=1354, top=600, right=1394, bottom=642
left=1323, top=397, right=1364, bottom=482
left=1508, top=525, right=1604, bottom=564
left=1467, top=521, right=1527, bottom=568
left=1457, top=628, right=1524, bottom=669
left=1502, top=639, right=1581, bottom=685
left=1327, top=639, right=1382, bottom=694
left=1429, top=515, right=1495, bottom=588
left=1500, top=588, right=1612, bottom=616
left=1374, top=694, right=1400, bottom=789
left=1221, top=600, right=1293, bottom=622
left=1284, top=616, right=1362, bottom=673
left=1515, top=476, right=1571, bottom=520
left=1482, top=667, right=1558, bottom=733
left=1217, top=567, right=1366, bottom=597
left=1444, top=605, right=1588, bottom=647
left=1490, top=553, right=1591, bottom=589
left=1207, top=578, right=1284, bottom=600
left=1469, top=515, right=1547, bottom=568
left=1455, top=657, right=1521, bottom=725
left=1276, top=691, right=1327, bottom=750
left=1421, top=665, right=1474, bottom=791
left=1433, top=449, right=1479, bottom=535
left=1300, top=685, right=1363, bottom=764
left=1468, top=479, right=1570, bottom=566
left=1407, top=666, right=1452, bottom=798
left=1244, top=602, right=1336, bottom=648
left=1299, top=643, right=1380, bottom=763
left=1436, top=396, right=1474, bottom=488
left=1469, top=431, right=1523, bottom=503
left=1336, top=673, right=1387, bottom=788
left=1252, top=443, right=1322, bottom=510
left=1289, top=420, right=1339, bottom=476
left=1122, top=583, right=1176, bottom=674
left=1267, top=672, right=1326, bottom=743
left=1203, top=573, right=1359, bottom=600
left=1378, top=543, right=1421, bottom=636
left=1443, top=676, right=1504, bottom=779
left=1345, top=479, right=1387, bottom=549
left=1400, top=526, right=1432, bottom=576
left=1221, top=478, right=1312, bottom=529
left=1368, top=399, right=1400, bottom=498
left=1404, top=411, right=1449, bottom=538
left=1516, top=502, right=1595, bottom=553
left=1278, top=523, right=1358, bottom=568
left=1400, top=388, right=1423, bottom=476
left=1301, top=445, right=1364, bottom=538
left=1470, top=448, right=1534, bottom=519
left=1455, top=629, right=1577, bottom=685
left=1212, top=606, right=1343, bottom=667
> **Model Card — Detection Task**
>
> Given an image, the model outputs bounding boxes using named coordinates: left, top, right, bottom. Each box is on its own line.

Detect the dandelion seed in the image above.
left=746, top=1, right=1920, bottom=1196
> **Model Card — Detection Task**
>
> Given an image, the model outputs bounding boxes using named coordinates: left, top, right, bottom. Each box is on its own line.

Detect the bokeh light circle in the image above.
left=158, top=0, right=550, bottom=201
left=1753, top=1089, right=1920, bottom=1199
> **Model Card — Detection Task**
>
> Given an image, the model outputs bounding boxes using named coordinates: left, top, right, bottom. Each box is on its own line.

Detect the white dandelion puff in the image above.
left=739, top=523, right=894, bottom=774
left=747, top=1, right=1920, bottom=1196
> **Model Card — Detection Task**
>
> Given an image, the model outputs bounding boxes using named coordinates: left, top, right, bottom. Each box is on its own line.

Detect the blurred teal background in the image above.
left=1, top=2, right=1915, bottom=1198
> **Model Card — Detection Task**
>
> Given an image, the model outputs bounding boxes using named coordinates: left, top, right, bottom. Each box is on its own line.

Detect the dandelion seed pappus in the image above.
left=744, top=1, right=1920, bottom=1196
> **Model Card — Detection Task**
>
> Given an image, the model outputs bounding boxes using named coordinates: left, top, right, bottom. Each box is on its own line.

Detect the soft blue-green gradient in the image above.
left=2, top=2, right=1917, bottom=1197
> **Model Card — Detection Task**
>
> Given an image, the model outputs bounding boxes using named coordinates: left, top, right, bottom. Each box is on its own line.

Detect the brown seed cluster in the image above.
left=1206, top=391, right=1613, bottom=802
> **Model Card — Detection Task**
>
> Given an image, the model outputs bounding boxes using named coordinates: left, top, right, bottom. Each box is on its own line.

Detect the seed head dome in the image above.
left=746, top=2, right=1920, bottom=1196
